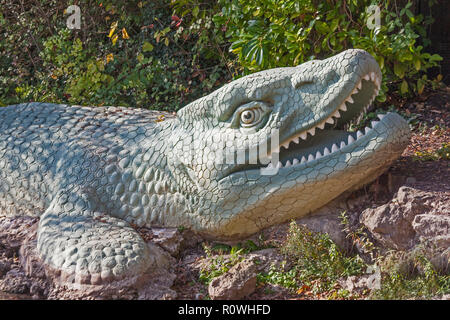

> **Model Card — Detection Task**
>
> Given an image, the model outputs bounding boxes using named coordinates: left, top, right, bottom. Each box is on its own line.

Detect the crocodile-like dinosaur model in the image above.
left=0, top=49, right=410, bottom=289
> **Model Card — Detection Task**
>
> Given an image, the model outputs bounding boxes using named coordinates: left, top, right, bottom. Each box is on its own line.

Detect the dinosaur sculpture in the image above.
left=0, top=49, right=410, bottom=289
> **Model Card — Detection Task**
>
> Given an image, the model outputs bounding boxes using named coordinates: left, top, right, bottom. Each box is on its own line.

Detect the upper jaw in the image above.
left=265, top=65, right=383, bottom=169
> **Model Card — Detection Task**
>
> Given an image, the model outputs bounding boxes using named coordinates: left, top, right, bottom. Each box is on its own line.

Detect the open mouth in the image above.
left=266, top=71, right=383, bottom=169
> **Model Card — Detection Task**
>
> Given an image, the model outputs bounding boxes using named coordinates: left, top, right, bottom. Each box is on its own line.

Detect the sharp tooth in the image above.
left=348, top=135, right=355, bottom=144
left=377, top=114, right=385, bottom=120
left=293, top=137, right=299, bottom=144
left=331, top=144, right=339, bottom=153
left=267, top=163, right=273, bottom=169
left=374, top=88, right=380, bottom=96
left=371, top=72, right=376, bottom=81
left=364, top=126, right=371, bottom=134
left=356, top=130, right=364, bottom=139
left=340, top=141, right=346, bottom=148
left=340, top=103, right=347, bottom=111
left=308, top=127, right=316, bottom=136
left=323, top=147, right=330, bottom=155
left=371, top=120, right=379, bottom=128
left=357, top=81, right=362, bottom=90
left=346, top=96, right=354, bottom=104
left=363, top=74, right=370, bottom=81
left=285, top=160, right=292, bottom=167
left=318, top=122, right=325, bottom=129
left=315, top=151, right=322, bottom=159
left=283, top=142, right=290, bottom=149
left=301, top=156, right=307, bottom=163
left=308, top=154, right=315, bottom=162
left=293, top=158, right=299, bottom=165
left=326, top=117, right=334, bottom=124
left=276, top=161, right=282, bottom=168
left=333, top=110, right=341, bottom=118
left=300, top=132, right=308, bottom=140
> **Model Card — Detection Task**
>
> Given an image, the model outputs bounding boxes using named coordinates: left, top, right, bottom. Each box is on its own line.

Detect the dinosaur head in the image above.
left=167, top=49, right=410, bottom=239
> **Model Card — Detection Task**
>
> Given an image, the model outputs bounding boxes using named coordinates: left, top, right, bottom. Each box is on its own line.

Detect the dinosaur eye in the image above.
left=229, top=101, right=271, bottom=130
left=240, top=107, right=262, bottom=127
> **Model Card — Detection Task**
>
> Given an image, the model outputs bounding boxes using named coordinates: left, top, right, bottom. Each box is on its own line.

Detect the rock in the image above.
left=150, top=227, right=183, bottom=256
left=360, top=186, right=448, bottom=251
left=360, top=203, right=416, bottom=250
left=0, top=259, right=11, bottom=277
left=338, top=275, right=374, bottom=294
left=297, top=212, right=351, bottom=252
left=208, top=258, right=257, bottom=300
left=0, top=268, right=31, bottom=294
left=412, top=214, right=450, bottom=246
left=137, top=269, right=177, bottom=300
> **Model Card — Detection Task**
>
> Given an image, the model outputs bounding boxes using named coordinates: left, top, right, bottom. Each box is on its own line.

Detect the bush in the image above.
left=175, top=0, right=443, bottom=102
left=280, top=221, right=366, bottom=293
left=0, top=0, right=229, bottom=110
left=1, top=1, right=444, bottom=110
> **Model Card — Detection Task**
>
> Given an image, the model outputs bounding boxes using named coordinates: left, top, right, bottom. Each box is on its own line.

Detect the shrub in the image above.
left=0, top=0, right=229, bottom=110
left=280, top=221, right=366, bottom=293
left=174, top=0, right=443, bottom=102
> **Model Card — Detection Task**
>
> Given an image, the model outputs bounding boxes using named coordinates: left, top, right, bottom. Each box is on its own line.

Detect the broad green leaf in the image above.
left=192, top=6, right=199, bottom=18
left=143, top=41, right=154, bottom=52
left=394, top=63, right=405, bottom=79
left=413, top=58, right=421, bottom=71
left=417, top=79, right=425, bottom=95
left=315, top=21, right=329, bottom=35
left=400, top=80, right=408, bottom=94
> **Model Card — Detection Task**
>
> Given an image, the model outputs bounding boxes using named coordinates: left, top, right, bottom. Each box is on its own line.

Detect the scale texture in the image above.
left=0, top=49, right=410, bottom=288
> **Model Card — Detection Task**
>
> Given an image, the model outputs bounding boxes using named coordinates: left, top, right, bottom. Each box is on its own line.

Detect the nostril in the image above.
left=293, top=80, right=314, bottom=89
left=292, top=76, right=314, bottom=89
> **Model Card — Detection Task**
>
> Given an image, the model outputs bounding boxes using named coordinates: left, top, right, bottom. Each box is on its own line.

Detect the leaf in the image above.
left=108, top=27, right=116, bottom=38
left=106, top=53, right=114, bottom=63
left=111, top=34, right=119, bottom=45
left=394, top=63, right=405, bottom=79
left=143, top=41, right=154, bottom=52
left=429, top=54, right=443, bottom=62
left=417, top=79, right=425, bottom=95
left=192, top=6, right=199, bottom=18
left=400, top=80, right=408, bottom=94
left=122, top=28, right=129, bottom=39
left=413, top=58, right=421, bottom=71
left=315, top=21, right=329, bottom=35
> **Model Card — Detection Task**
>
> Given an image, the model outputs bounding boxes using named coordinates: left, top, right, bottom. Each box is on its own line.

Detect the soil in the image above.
left=0, top=87, right=449, bottom=300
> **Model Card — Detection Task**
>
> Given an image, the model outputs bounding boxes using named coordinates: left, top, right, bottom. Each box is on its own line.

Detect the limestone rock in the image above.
left=208, top=259, right=257, bottom=300
left=151, top=227, right=183, bottom=256
left=360, top=186, right=449, bottom=251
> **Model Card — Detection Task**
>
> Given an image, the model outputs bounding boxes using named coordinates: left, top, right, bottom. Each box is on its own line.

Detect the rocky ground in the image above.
left=0, top=87, right=449, bottom=300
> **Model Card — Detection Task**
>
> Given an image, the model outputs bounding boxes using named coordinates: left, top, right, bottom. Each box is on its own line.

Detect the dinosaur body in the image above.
left=0, top=49, right=410, bottom=288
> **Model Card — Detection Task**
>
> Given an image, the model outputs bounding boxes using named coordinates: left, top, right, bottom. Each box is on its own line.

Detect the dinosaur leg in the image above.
left=36, top=190, right=152, bottom=288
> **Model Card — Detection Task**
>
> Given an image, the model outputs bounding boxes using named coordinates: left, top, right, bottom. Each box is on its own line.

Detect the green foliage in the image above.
left=257, top=263, right=298, bottom=290
left=0, top=0, right=229, bottom=110
left=370, top=249, right=450, bottom=299
left=280, top=221, right=367, bottom=293
left=1, top=0, right=444, bottom=110
left=206, top=0, right=442, bottom=99
left=198, top=243, right=245, bottom=284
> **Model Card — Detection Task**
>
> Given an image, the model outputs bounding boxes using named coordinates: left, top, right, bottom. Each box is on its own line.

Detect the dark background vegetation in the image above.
left=0, top=0, right=446, bottom=111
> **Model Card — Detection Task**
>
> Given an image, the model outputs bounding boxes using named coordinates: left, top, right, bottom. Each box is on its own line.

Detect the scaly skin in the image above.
left=0, top=49, right=410, bottom=288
